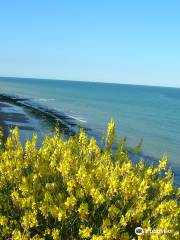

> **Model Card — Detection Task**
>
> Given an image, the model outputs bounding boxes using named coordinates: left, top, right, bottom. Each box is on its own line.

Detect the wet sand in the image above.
left=0, top=101, right=36, bottom=141
left=0, top=103, right=8, bottom=141
left=0, top=96, right=73, bottom=144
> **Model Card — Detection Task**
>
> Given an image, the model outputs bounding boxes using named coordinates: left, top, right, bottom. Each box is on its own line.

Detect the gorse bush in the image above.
left=0, top=120, right=179, bottom=240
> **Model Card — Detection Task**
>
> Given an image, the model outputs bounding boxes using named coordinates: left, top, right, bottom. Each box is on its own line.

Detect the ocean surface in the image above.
left=0, top=77, right=180, bottom=185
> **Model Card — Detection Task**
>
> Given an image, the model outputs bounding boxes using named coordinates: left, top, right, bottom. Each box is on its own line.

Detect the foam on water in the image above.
left=38, top=98, right=55, bottom=102
left=68, top=115, right=87, bottom=123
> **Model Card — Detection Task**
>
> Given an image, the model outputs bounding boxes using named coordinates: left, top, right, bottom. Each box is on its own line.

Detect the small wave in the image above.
left=68, top=115, right=87, bottom=123
left=38, top=98, right=55, bottom=102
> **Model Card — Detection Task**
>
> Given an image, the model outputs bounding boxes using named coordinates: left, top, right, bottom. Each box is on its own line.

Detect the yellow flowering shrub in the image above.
left=0, top=120, right=179, bottom=239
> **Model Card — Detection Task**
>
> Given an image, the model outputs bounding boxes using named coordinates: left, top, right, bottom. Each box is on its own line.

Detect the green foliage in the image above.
left=0, top=121, right=179, bottom=239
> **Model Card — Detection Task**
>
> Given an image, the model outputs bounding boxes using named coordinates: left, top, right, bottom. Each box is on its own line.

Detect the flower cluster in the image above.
left=0, top=121, right=179, bottom=239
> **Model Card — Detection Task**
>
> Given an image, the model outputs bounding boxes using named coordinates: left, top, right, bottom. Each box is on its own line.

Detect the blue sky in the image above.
left=0, top=0, right=179, bottom=87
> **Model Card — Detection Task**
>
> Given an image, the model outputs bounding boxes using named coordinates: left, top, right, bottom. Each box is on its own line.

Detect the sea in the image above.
left=0, top=77, right=180, bottom=185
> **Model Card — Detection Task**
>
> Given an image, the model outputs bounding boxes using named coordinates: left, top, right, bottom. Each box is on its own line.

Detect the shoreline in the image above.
left=0, top=100, right=40, bottom=142
left=0, top=102, right=9, bottom=141
left=0, top=94, right=75, bottom=142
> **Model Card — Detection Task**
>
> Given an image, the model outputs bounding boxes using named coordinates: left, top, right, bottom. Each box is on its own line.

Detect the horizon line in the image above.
left=0, top=75, right=179, bottom=90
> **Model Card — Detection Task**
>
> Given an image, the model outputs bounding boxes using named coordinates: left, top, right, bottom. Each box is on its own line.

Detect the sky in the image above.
left=0, top=0, right=179, bottom=87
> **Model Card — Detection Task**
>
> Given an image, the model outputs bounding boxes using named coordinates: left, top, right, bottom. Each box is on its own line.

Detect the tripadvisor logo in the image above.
left=135, top=227, right=144, bottom=236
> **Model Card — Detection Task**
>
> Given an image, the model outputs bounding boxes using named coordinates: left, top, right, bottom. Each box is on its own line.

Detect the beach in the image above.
left=0, top=94, right=73, bottom=144
left=0, top=102, right=9, bottom=141
left=0, top=98, right=40, bottom=142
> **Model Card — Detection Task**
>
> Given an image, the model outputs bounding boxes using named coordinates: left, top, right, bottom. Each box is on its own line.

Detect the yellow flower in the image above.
left=158, top=155, right=168, bottom=170
left=0, top=121, right=179, bottom=239
left=108, top=204, right=119, bottom=218
left=91, top=235, right=104, bottom=240
left=0, top=215, right=8, bottom=225
left=65, top=195, right=77, bottom=208
left=22, top=211, right=38, bottom=229
left=106, top=119, right=116, bottom=148
left=78, top=203, right=89, bottom=219
left=11, top=191, right=19, bottom=202
left=79, top=226, right=92, bottom=238
left=79, top=129, right=88, bottom=145
left=52, top=228, right=60, bottom=240
left=67, top=179, right=76, bottom=193
left=90, top=188, right=105, bottom=205
left=58, top=210, right=66, bottom=222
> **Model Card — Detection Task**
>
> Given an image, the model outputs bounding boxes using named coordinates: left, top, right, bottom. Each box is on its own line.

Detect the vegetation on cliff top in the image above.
left=0, top=120, right=179, bottom=239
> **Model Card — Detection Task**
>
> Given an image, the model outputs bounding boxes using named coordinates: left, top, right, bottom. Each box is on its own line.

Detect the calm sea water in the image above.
left=0, top=77, right=180, bottom=183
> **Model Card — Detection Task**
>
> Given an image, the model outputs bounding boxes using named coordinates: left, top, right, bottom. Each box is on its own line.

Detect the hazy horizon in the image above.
left=0, top=75, right=179, bottom=89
